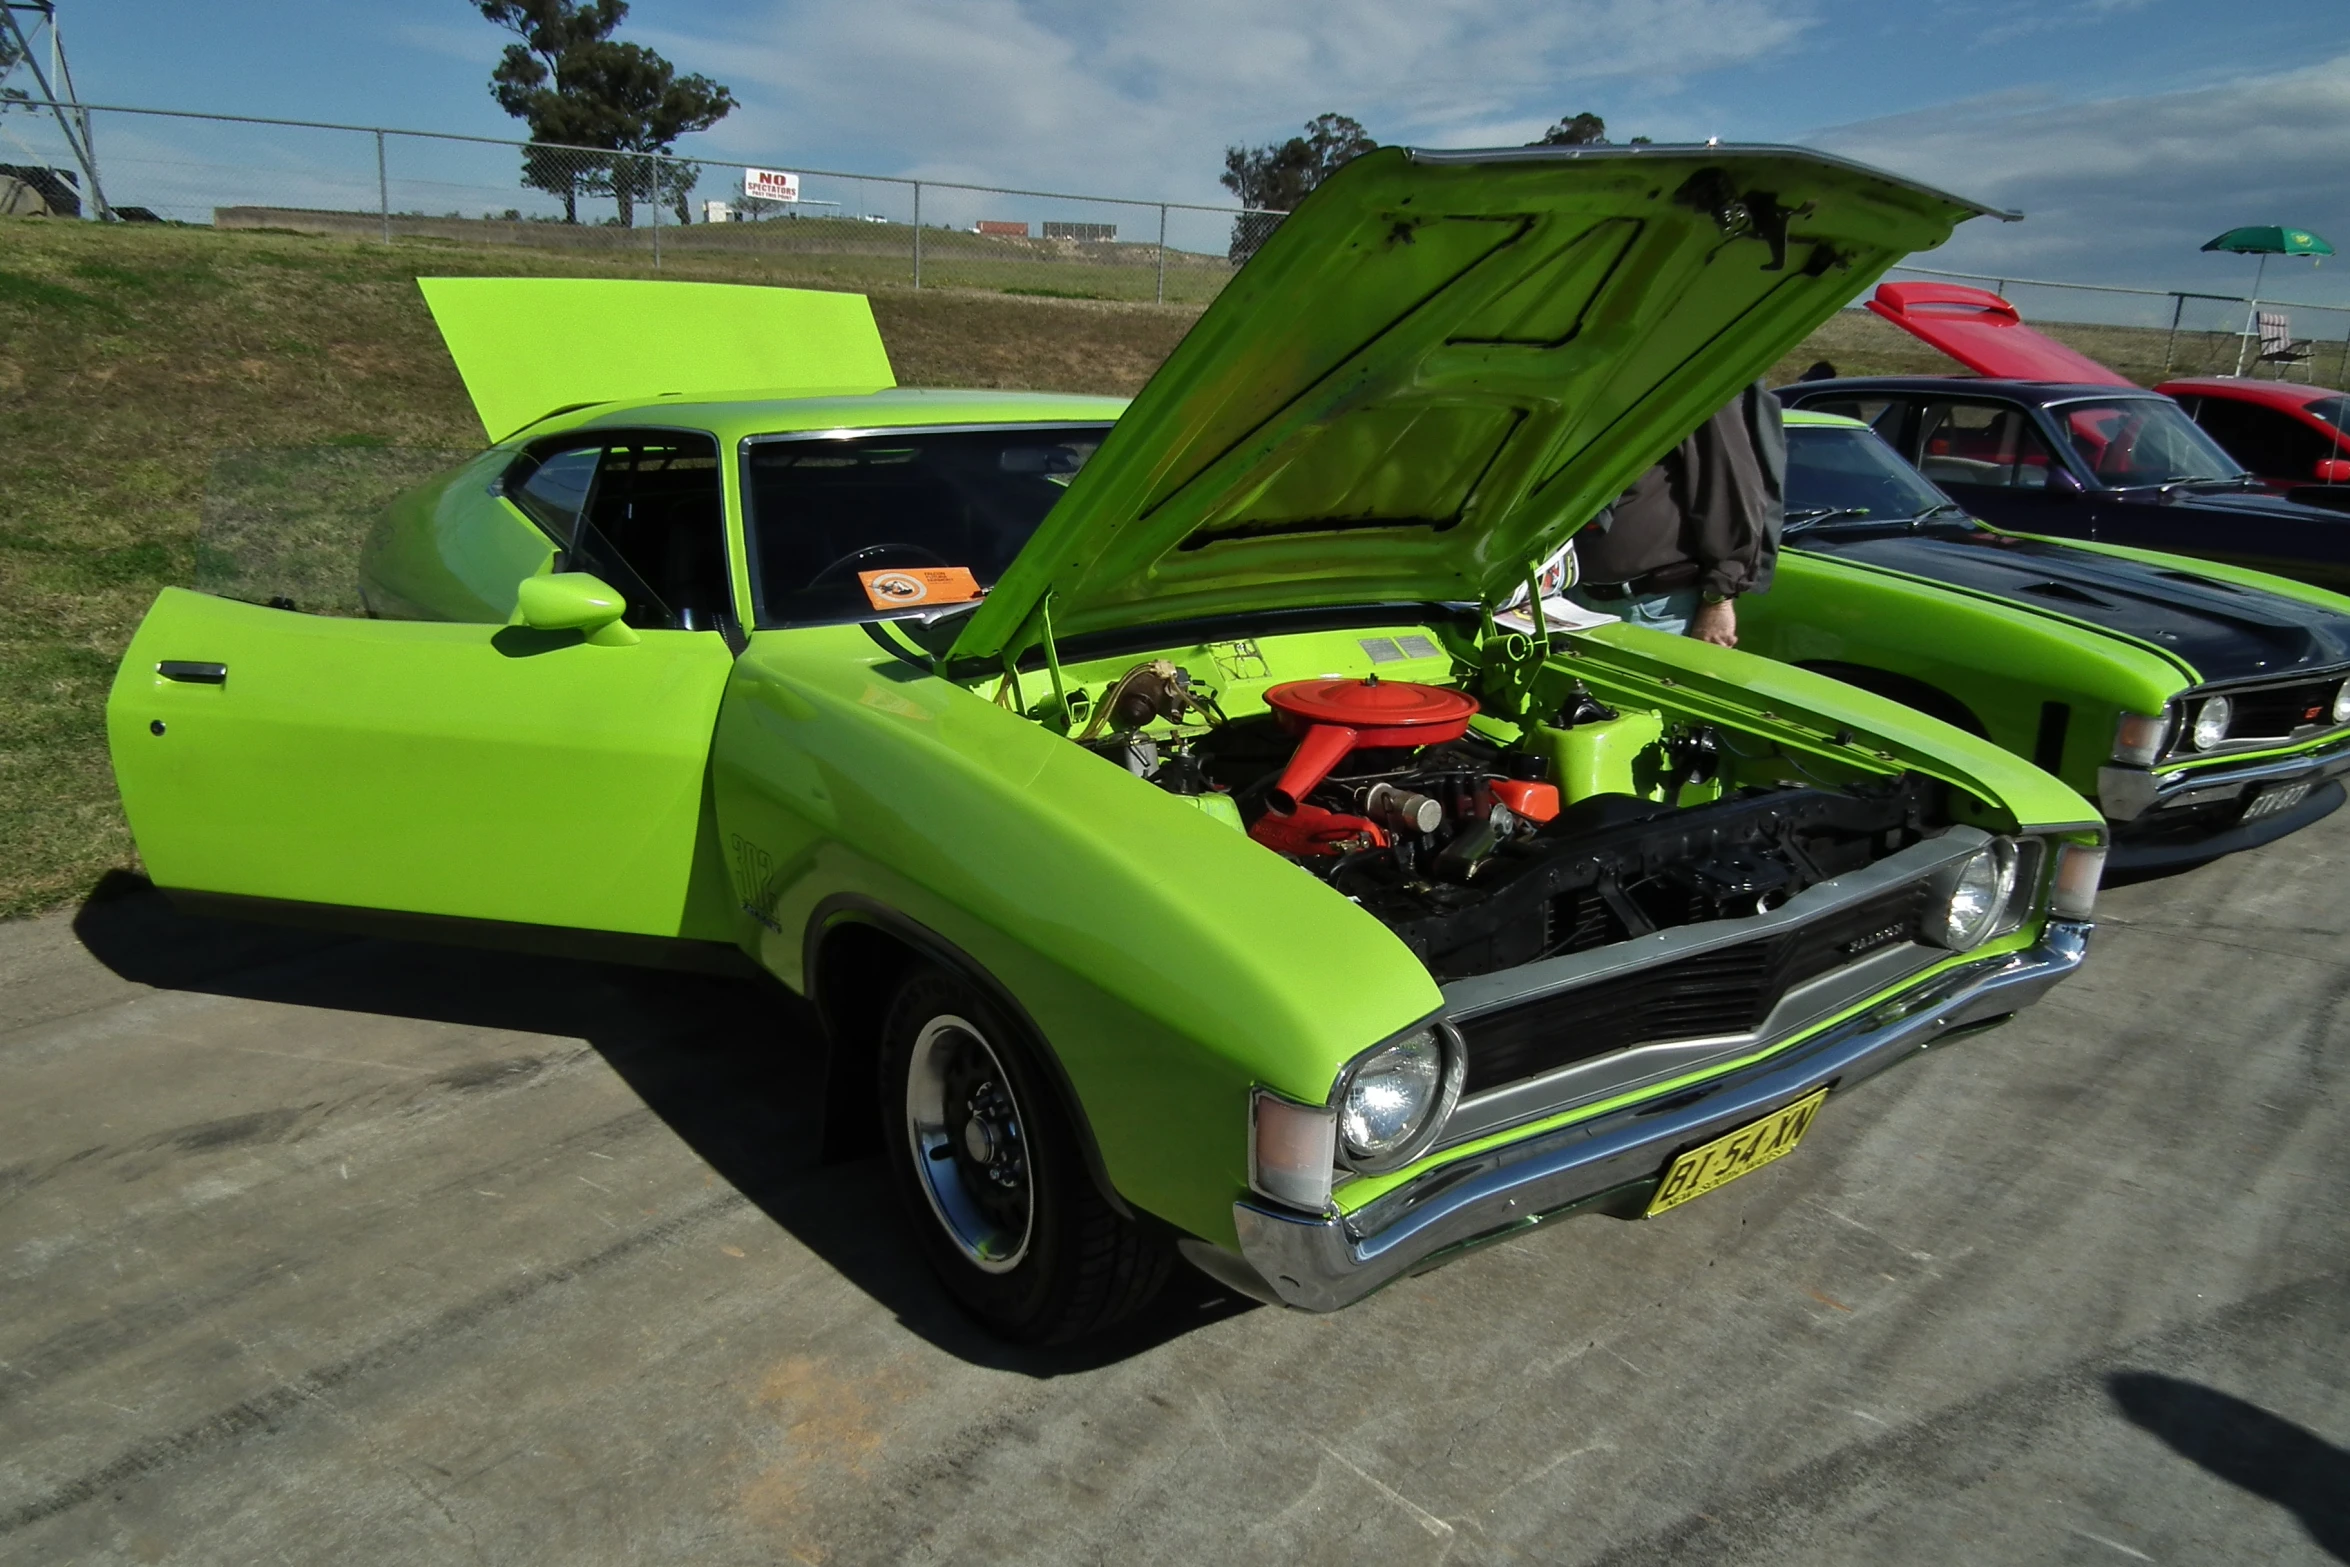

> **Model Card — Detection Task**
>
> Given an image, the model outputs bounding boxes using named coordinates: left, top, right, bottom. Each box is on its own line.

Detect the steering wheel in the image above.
left=807, top=543, right=952, bottom=588
left=2092, top=415, right=2144, bottom=482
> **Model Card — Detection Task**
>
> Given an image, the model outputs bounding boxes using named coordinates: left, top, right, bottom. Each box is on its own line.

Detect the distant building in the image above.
left=1043, top=221, right=1116, bottom=243
left=703, top=200, right=738, bottom=224
left=976, top=220, right=1030, bottom=237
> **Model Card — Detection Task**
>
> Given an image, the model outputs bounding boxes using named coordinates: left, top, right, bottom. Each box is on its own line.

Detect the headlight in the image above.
left=1334, top=1025, right=1463, bottom=1173
left=2111, top=709, right=2174, bottom=766
left=2190, top=696, right=2233, bottom=750
left=1928, top=839, right=2018, bottom=951
left=2333, top=681, right=2350, bottom=726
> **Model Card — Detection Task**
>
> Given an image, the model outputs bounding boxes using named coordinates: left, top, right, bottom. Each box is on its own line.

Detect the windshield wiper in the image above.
left=1914, top=501, right=1973, bottom=526
left=2151, top=475, right=2261, bottom=495
left=1784, top=506, right=1872, bottom=532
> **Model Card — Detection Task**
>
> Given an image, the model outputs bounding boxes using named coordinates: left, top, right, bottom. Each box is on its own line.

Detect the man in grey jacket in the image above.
left=1535, top=383, right=1784, bottom=646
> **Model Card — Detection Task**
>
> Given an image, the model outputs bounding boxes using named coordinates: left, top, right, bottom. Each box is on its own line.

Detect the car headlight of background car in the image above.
left=1926, top=838, right=2019, bottom=951
left=2190, top=696, right=2234, bottom=751
left=2333, top=680, right=2350, bottom=727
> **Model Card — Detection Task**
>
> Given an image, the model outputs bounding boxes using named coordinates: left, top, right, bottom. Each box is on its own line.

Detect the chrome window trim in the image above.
left=739, top=420, right=1118, bottom=449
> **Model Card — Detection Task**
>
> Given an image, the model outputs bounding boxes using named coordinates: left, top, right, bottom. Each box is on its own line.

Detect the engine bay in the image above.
left=989, top=624, right=1962, bottom=982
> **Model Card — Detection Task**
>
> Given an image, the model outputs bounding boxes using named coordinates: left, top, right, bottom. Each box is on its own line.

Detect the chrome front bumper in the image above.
left=2101, top=738, right=2350, bottom=869
left=1208, top=921, right=2090, bottom=1313
left=2101, top=734, right=2350, bottom=822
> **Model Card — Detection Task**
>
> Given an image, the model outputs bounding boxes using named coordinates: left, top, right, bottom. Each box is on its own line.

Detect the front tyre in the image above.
left=878, top=967, right=1170, bottom=1343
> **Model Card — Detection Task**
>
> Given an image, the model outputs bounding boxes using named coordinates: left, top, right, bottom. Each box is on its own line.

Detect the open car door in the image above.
left=109, top=589, right=738, bottom=943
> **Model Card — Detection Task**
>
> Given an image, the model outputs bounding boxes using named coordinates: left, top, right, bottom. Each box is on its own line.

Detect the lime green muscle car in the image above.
left=107, top=146, right=2104, bottom=1342
left=1743, top=411, right=2350, bottom=870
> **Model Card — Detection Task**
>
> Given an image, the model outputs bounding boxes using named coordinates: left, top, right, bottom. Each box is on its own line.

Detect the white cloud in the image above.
left=1974, top=0, right=2158, bottom=48
left=650, top=0, right=1815, bottom=206
left=1804, top=52, right=2350, bottom=313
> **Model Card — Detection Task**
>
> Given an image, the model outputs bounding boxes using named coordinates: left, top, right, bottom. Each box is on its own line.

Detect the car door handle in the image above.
left=157, top=661, right=227, bottom=684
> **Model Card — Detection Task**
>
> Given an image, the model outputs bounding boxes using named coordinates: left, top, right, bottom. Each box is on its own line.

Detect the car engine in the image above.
left=1084, top=669, right=1945, bottom=982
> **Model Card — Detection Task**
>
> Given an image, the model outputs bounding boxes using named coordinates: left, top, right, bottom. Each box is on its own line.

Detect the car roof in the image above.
left=2154, top=376, right=2344, bottom=410
left=525, top=386, right=1131, bottom=446
left=1780, top=376, right=2168, bottom=406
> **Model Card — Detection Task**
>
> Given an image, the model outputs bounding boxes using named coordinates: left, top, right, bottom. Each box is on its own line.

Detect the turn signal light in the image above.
left=2111, top=710, right=2173, bottom=767
left=1249, top=1091, right=1335, bottom=1213
left=2052, top=843, right=2106, bottom=921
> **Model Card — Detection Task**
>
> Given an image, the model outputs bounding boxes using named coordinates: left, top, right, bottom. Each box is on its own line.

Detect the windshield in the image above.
left=743, top=424, right=1112, bottom=627
left=1784, top=424, right=1960, bottom=526
left=2054, top=398, right=2245, bottom=486
left=2304, top=395, right=2350, bottom=436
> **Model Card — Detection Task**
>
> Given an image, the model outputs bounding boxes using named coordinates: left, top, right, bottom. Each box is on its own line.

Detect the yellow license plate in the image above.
left=1644, top=1088, right=1830, bottom=1218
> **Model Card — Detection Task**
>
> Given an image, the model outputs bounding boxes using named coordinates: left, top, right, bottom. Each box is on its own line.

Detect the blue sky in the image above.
left=16, top=0, right=2350, bottom=315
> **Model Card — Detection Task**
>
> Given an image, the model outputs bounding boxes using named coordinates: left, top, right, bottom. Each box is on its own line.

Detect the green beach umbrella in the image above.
left=2203, top=224, right=2334, bottom=300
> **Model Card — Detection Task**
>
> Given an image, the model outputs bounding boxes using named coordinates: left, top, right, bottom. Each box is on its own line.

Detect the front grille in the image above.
left=2222, top=678, right=2341, bottom=742
left=1456, top=880, right=1932, bottom=1096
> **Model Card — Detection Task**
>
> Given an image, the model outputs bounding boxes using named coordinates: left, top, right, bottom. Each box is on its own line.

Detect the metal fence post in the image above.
left=79, top=104, right=105, bottom=219
left=376, top=129, right=390, bottom=244
left=650, top=156, right=661, bottom=270
left=2161, top=292, right=2185, bottom=374
left=1156, top=204, right=1167, bottom=305
left=912, top=181, right=922, bottom=289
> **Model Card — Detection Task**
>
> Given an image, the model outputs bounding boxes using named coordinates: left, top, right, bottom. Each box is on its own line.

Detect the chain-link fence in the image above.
left=1878, top=263, right=2350, bottom=386
left=10, top=97, right=2349, bottom=368
left=0, top=99, right=1284, bottom=306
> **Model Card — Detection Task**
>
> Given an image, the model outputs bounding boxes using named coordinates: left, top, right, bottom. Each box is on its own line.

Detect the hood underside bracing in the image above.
left=948, top=143, right=2009, bottom=666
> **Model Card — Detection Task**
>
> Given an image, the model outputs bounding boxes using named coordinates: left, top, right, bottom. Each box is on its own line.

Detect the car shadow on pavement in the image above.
left=2107, top=1371, right=2350, bottom=1562
left=71, top=872, right=1258, bottom=1375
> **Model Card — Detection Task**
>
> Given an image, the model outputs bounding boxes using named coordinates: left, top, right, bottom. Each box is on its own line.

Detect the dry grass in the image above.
left=0, top=215, right=2243, bottom=917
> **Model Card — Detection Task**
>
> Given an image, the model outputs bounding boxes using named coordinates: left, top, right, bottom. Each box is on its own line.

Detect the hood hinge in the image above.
left=1476, top=565, right=1555, bottom=724
left=1000, top=593, right=1077, bottom=733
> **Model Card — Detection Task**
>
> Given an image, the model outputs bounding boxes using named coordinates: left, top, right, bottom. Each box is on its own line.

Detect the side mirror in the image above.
left=2315, top=459, right=2350, bottom=484
left=514, top=571, right=638, bottom=646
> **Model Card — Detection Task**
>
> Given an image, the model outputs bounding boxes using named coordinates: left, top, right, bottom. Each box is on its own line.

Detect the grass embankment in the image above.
left=222, top=208, right=1246, bottom=306
left=0, top=216, right=2266, bottom=917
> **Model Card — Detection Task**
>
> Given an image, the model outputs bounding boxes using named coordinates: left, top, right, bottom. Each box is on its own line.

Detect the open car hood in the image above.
left=419, top=277, right=895, bottom=442
left=948, top=145, right=2008, bottom=666
left=1864, top=281, right=2133, bottom=386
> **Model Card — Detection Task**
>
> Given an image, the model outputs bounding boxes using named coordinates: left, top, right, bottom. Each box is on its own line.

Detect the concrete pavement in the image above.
left=2, top=821, right=2346, bottom=1565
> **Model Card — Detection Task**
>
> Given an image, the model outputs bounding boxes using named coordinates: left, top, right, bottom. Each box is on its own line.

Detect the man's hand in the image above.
left=1688, top=597, right=1738, bottom=648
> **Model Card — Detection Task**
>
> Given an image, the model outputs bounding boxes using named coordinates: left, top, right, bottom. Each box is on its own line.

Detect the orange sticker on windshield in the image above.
left=859, top=566, right=982, bottom=610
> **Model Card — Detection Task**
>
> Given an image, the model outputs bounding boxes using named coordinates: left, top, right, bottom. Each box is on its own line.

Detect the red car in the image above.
left=2156, top=377, right=2350, bottom=511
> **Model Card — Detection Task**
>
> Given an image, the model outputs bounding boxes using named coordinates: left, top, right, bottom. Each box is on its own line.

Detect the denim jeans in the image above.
left=1565, top=585, right=1699, bottom=637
